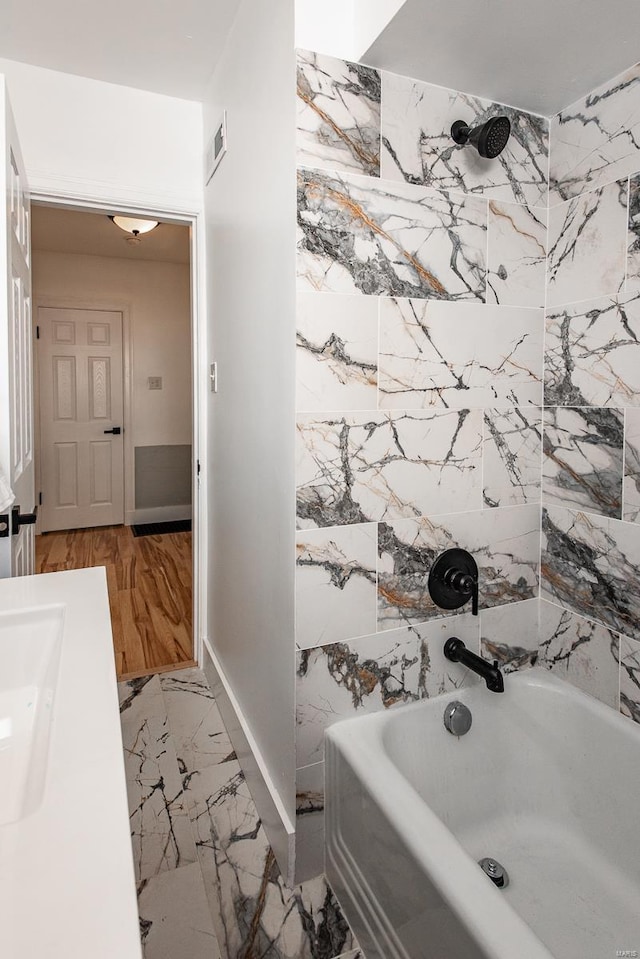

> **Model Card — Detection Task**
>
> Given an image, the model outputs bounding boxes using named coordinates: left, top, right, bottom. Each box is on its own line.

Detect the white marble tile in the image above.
left=542, top=407, right=624, bottom=518
left=187, top=760, right=354, bottom=959
left=377, top=505, right=540, bottom=631
left=296, top=292, right=378, bottom=412
left=295, top=762, right=325, bottom=884
left=297, top=169, right=487, bottom=301
left=620, top=634, right=640, bottom=723
left=538, top=600, right=620, bottom=708
left=160, top=668, right=236, bottom=777
left=296, top=409, right=482, bottom=529
left=547, top=180, right=628, bottom=308
left=626, top=172, right=640, bottom=291
left=545, top=291, right=640, bottom=407
left=119, top=674, right=166, bottom=751
left=378, top=298, right=543, bottom=410
left=380, top=71, right=548, bottom=207
left=624, top=408, right=640, bottom=523
left=480, top=598, right=539, bottom=673
left=137, top=863, right=221, bottom=959
left=483, top=408, right=542, bottom=507
left=119, top=676, right=198, bottom=882
left=296, top=523, right=377, bottom=649
left=487, top=200, right=546, bottom=308
left=550, top=61, right=640, bottom=203
left=541, top=505, right=640, bottom=642
left=296, top=49, right=381, bottom=177
left=296, top=614, right=480, bottom=767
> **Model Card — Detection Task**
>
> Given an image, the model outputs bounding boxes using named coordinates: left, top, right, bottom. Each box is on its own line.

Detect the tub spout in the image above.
left=444, top=638, right=504, bottom=693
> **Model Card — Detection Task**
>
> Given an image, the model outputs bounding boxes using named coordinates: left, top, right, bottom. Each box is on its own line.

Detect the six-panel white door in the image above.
left=38, top=307, right=124, bottom=532
left=0, top=78, right=35, bottom=577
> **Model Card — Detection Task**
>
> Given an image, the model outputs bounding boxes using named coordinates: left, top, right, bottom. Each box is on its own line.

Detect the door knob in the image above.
left=103, top=427, right=122, bottom=434
left=11, top=504, right=37, bottom=535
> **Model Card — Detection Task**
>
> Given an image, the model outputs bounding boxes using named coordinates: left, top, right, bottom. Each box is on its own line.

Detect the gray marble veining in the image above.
left=544, top=291, right=640, bottom=407
left=486, top=199, right=547, bottom=308
left=187, top=759, right=354, bottom=959
left=546, top=180, right=628, bottom=308
left=541, top=505, right=640, bottom=642
left=296, top=409, right=482, bottom=529
left=480, top=599, right=539, bottom=674
left=296, top=49, right=381, bottom=177
left=483, top=408, right=542, bottom=508
left=296, top=613, right=480, bottom=767
left=550, top=61, right=640, bottom=203
left=119, top=676, right=197, bottom=883
left=137, top=863, right=221, bottom=959
left=380, top=71, right=548, bottom=208
left=627, top=173, right=640, bottom=291
left=295, top=762, right=325, bottom=884
left=377, top=505, right=540, bottom=631
left=296, top=291, right=378, bottom=412
left=542, top=407, right=624, bottom=518
left=378, top=298, right=543, bottom=410
left=297, top=168, right=487, bottom=300
left=538, top=600, right=620, bottom=708
left=620, top=635, right=640, bottom=723
left=120, top=668, right=357, bottom=959
left=296, top=523, right=378, bottom=648
left=624, top=408, right=640, bottom=523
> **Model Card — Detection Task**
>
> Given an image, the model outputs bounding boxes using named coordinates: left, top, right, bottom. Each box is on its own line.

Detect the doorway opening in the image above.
left=31, top=202, right=199, bottom=680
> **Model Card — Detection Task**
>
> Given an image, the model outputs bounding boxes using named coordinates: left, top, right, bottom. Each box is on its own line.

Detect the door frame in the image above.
left=30, top=191, right=207, bottom=668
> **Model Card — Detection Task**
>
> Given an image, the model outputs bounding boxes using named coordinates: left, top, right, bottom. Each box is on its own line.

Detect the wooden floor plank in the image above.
left=35, top=524, right=193, bottom=680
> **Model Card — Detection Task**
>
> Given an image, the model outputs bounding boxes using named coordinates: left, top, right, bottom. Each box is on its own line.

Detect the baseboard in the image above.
left=202, top=638, right=295, bottom=885
left=125, top=505, right=192, bottom=526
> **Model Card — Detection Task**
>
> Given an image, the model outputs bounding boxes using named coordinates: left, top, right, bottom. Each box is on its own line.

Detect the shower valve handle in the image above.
left=443, top=568, right=478, bottom=615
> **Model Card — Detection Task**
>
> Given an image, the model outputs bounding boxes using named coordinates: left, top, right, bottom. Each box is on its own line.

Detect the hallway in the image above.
left=36, top=525, right=194, bottom=679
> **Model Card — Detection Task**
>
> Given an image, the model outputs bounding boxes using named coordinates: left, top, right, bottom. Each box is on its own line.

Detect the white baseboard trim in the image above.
left=125, top=505, right=192, bottom=526
left=202, top=638, right=295, bottom=884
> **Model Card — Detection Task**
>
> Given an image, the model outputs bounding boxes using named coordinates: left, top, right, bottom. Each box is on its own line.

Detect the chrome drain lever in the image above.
left=478, top=857, right=509, bottom=888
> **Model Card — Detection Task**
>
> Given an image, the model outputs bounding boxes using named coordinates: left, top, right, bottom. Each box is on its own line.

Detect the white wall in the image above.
left=295, top=0, right=356, bottom=59
left=203, top=0, right=297, bottom=867
left=32, top=250, right=192, bottom=517
left=0, top=59, right=203, bottom=213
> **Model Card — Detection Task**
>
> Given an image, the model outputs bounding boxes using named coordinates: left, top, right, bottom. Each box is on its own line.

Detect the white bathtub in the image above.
left=326, top=667, right=640, bottom=959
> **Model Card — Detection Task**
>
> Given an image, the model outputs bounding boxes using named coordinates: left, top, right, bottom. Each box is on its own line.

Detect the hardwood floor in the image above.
left=36, top=525, right=194, bottom=680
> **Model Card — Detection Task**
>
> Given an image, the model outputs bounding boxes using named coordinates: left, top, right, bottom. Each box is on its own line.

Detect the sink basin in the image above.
left=0, top=605, right=64, bottom=824
left=0, top=568, right=141, bottom=959
left=326, top=668, right=640, bottom=959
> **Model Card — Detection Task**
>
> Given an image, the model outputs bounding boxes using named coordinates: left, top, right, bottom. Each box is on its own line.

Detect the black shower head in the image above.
left=451, top=116, right=511, bottom=159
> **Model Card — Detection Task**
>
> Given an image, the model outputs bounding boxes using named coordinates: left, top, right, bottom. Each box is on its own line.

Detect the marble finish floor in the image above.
left=118, top=666, right=361, bottom=959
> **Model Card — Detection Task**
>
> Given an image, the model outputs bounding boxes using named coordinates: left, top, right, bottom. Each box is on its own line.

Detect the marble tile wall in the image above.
left=293, top=48, right=547, bottom=884
left=541, top=58, right=640, bottom=735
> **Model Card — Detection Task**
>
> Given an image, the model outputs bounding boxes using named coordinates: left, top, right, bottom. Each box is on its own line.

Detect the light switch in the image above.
left=148, top=376, right=163, bottom=390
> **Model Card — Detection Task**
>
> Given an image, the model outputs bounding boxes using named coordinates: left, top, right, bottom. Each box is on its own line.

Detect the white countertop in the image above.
left=0, top=567, right=142, bottom=959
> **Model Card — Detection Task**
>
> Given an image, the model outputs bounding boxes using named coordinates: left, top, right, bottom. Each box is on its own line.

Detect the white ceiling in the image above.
left=0, top=0, right=241, bottom=100
left=2, top=0, right=638, bottom=116
left=32, top=205, right=190, bottom=263
left=365, top=0, right=640, bottom=116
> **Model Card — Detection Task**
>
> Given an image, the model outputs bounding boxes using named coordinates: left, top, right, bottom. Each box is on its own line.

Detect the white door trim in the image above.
left=31, top=190, right=207, bottom=668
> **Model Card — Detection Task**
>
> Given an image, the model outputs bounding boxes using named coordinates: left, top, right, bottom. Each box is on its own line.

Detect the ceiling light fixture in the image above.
left=109, top=215, right=160, bottom=246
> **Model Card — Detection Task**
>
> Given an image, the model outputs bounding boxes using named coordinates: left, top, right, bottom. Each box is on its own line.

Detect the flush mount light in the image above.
left=109, top=215, right=160, bottom=245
